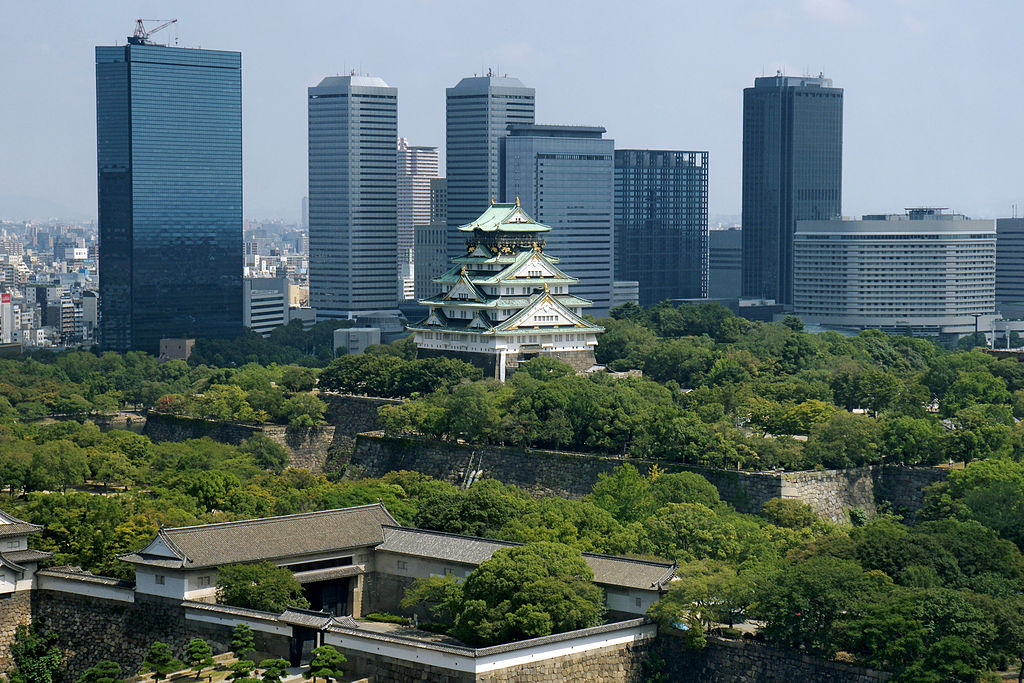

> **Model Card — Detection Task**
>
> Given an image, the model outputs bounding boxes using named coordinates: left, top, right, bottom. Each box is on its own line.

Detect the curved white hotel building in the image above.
left=793, top=208, right=996, bottom=342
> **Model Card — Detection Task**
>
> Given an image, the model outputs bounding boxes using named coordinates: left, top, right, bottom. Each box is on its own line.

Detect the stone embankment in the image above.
left=343, top=433, right=948, bottom=523
left=658, top=635, right=891, bottom=682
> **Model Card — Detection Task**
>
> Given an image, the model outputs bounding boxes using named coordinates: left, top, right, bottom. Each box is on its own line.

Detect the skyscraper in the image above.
left=614, top=150, right=709, bottom=305
left=308, top=76, right=398, bottom=319
left=502, top=125, right=615, bottom=315
left=446, top=73, right=535, bottom=260
left=996, top=218, right=1024, bottom=317
left=96, top=41, right=242, bottom=352
left=414, top=178, right=448, bottom=300
left=741, top=73, right=843, bottom=304
left=397, top=139, right=439, bottom=299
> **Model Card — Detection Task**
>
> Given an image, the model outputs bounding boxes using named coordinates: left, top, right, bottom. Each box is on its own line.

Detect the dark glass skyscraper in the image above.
left=96, top=42, right=242, bottom=352
left=445, top=74, right=534, bottom=260
left=741, top=74, right=842, bottom=304
left=503, top=125, right=615, bottom=315
left=614, top=150, right=709, bottom=306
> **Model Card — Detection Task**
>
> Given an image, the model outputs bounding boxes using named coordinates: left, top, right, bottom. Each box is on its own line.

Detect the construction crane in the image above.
left=128, top=18, right=178, bottom=45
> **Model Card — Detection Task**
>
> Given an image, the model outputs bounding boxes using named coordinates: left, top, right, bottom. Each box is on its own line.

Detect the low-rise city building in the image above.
left=793, top=208, right=996, bottom=342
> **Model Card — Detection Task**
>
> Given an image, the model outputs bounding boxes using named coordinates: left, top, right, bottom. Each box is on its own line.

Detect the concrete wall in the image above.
left=657, top=634, right=891, bottom=683
left=346, top=434, right=949, bottom=523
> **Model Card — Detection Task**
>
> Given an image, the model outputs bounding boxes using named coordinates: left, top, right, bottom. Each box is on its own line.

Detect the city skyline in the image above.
left=2, top=2, right=1022, bottom=222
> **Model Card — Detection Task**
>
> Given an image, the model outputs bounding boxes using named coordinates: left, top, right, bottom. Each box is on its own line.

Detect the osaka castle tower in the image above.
left=410, top=200, right=603, bottom=380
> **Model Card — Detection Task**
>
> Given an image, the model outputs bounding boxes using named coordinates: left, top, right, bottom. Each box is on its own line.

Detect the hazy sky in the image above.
left=1, top=0, right=1021, bottom=222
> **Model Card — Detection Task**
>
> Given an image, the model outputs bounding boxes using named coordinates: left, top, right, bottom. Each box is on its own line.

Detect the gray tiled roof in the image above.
left=36, top=566, right=132, bottom=587
left=292, top=564, right=365, bottom=584
left=378, top=526, right=515, bottom=565
left=2, top=549, right=52, bottom=565
left=279, top=607, right=335, bottom=629
left=121, top=504, right=397, bottom=569
left=0, top=510, right=42, bottom=539
left=377, top=526, right=675, bottom=591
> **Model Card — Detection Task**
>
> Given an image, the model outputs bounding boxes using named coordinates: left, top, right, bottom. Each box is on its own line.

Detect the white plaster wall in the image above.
left=375, top=551, right=474, bottom=581
left=603, top=587, right=659, bottom=616
left=184, top=570, right=219, bottom=601
left=184, top=608, right=291, bottom=636
left=36, top=574, right=134, bottom=602
left=135, top=568, right=187, bottom=599
left=322, top=621, right=656, bottom=674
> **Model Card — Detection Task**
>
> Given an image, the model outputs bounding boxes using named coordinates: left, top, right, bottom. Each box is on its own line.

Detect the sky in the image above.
left=1, top=0, right=1022, bottom=223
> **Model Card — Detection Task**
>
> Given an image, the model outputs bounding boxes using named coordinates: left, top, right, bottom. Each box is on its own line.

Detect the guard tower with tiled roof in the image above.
left=0, top=509, right=51, bottom=595
left=410, top=200, right=603, bottom=380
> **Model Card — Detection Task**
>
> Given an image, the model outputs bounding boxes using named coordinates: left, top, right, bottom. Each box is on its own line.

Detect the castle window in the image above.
left=154, top=574, right=166, bottom=585
left=397, top=560, right=408, bottom=571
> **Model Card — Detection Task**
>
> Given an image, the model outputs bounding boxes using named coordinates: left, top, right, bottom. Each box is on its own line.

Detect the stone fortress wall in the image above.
left=344, top=433, right=948, bottom=523
left=134, top=394, right=949, bottom=523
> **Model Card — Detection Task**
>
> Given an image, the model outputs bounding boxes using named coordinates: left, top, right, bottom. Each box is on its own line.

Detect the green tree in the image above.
left=279, top=366, right=317, bottom=392
left=9, top=623, right=63, bottom=683
left=231, top=623, right=257, bottom=660
left=404, top=542, right=604, bottom=646
left=77, top=660, right=123, bottom=683
left=258, top=658, right=291, bottom=683
left=304, top=645, right=347, bottom=682
left=281, top=393, right=326, bottom=428
left=183, top=637, right=214, bottom=679
left=240, top=433, right=290, bottom=472
left=880, top=415, right=943, bottom=466
left=142, top=641, right=184, bottom=681
left=587, top=463, right=651, bottom=523
left=227, top=660, right=257, bottom=681
left=217, top=562, right=310, bottom=613
left=753, top=556, right=884, bottom=657
left=760, top=499, right=819, bottom=529
left=642, top=503, right=740, bottom=562
left=803, top=412, right=881, bottom=468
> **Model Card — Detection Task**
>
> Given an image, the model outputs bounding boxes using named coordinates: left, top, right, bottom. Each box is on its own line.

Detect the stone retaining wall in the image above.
left=138, top=395, right=394, bottom=473
left=657, top=635, right=891, bottom=682
left=27, top=590, right=287, bottom=679
left=480, top=640, right=648, bottom=682
left=346, top=434, right=948, bottom=523
left=0, top=591, right=31, bottom=670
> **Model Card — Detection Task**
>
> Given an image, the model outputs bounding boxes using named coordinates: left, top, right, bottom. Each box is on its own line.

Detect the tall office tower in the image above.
left=415, top=178, right=448, bottom=300
left=996, top=218, right=1024, bottom=317
left=397, top=139, right=439, bottom=299
left=96, top=40, right=242, bottom=353
left=503, top=125, right=615, bottom=315
left=308, top=76, right=398, bottom=319
left=614, top=150, right=709, bottom=305
left=446, top=73, right=535, bottom=260
left=741, top=73, right=843, bottom=304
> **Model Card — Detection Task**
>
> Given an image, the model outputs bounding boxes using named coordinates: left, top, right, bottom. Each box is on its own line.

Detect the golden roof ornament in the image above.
left=515, top=196, right=521, bottom=207
left=460, top=265, right=467, bottom=275
left=543, top=282, right=549, bottom=293
left=490, top=195, right=495, bottom=204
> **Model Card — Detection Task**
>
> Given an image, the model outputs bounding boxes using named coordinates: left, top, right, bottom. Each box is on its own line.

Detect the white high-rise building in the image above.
left=308, top=75, right=398, bottom=319
left=793, top=208, right=996, bottom=342
left=397, top=139, right=439, bottom=300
